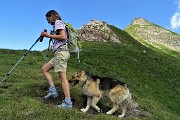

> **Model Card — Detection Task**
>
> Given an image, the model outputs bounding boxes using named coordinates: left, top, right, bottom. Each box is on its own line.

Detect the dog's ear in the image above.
left=79, top=70, right=86, bottom=77
left=79, top=71, right=83, bottom=77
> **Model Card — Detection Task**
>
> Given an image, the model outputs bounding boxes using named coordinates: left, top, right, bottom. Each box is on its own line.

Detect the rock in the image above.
left=77, top=19, right=121, bottom=43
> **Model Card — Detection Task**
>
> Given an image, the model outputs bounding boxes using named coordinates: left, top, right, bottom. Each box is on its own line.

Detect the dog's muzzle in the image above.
left=69, top=79, right=79, bottom=86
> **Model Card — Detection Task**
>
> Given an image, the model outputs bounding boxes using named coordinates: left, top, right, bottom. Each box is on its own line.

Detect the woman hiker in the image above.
left=40, top=10, right=72, bottom=108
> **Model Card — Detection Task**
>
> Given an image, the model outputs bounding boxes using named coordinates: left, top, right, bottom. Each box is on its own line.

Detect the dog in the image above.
left=69, top=70, right=138, bottom=118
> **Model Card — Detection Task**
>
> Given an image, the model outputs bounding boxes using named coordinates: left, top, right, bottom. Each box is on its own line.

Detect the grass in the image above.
left=0, top=26, right=180, bottom=120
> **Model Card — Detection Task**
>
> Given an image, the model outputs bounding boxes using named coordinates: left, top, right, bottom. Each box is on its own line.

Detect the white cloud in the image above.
left=171, top=12, right=180, bottom=29
left=170, top=0, right=180, bottom=29
left=178, top=0, right=180, bottom=10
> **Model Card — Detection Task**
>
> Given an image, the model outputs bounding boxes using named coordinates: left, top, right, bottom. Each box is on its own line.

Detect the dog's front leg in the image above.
left=91, top=96, right=101, bottom=112
left=81, top=96, right=92, bottom=113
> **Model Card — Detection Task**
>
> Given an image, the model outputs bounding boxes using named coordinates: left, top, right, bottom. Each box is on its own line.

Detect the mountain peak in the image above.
left=131, top=17, right=152, bottom=26
left=125, top=17, right=180, bottom=52
left=77, top=19, right=121, bottom=43
left=86, top=19, right=106, bottom=26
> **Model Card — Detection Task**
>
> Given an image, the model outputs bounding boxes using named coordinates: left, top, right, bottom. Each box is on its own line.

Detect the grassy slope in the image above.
left=0, top=26, right=180, bottom=120
left=124, top=25, right=180, bottom=59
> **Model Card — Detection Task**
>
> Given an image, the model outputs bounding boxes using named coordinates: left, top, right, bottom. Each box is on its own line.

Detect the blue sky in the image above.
left=0, top=0, right=180, bottom=51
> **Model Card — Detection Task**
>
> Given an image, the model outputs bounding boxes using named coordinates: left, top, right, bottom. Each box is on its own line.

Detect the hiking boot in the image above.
left=43, top=86, right=58, bottom=100
left=57, top=98, right=72, bottom=108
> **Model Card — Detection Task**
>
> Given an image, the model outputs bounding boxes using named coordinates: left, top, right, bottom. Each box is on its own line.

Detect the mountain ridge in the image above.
left=125, top=17, right=180, bottom=52
left=77, top=18, right=180, bottom=58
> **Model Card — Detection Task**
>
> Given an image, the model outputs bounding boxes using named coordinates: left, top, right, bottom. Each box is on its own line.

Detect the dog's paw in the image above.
left=80, top=108, right=87, bottom=113
left=97, top=108, right=101, bottom=112
left=118, top=114, right=125, bottom=118
left=106, top=111, right=112, bottom=115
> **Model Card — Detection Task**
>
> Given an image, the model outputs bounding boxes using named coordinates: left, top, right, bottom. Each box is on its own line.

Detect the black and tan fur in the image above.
left=69, top=70, right=138, bottom=118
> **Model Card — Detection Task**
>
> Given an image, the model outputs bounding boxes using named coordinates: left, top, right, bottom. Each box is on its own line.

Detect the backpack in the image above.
left=65, top=22, right=82, bottom=62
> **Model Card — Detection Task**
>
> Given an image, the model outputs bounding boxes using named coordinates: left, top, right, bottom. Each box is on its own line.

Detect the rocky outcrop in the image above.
left=76, top=18, right=180, bottom=53
left=125, top=17, right=180, bottom=52
left=77, top=19, right=121, bottom=43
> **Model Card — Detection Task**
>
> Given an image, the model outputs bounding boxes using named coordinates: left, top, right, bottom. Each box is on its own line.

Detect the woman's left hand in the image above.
left=41, top=32, right=50, bottom=38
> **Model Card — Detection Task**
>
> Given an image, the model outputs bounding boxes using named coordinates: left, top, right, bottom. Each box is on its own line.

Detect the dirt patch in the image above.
left=124, top=107, right=151, bottom=118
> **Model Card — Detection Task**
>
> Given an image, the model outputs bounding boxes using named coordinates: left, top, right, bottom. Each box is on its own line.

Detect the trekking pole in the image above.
left=45, top=38, right=52, bottom=63
left=0, top=29, right=47, bottom=85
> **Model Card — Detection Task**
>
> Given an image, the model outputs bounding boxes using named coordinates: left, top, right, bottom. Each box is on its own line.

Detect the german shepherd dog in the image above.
left=69, top=70, right=138, bottom=118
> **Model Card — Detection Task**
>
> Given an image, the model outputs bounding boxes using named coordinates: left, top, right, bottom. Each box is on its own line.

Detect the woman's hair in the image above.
left=46, top=10, right=62, bottom=23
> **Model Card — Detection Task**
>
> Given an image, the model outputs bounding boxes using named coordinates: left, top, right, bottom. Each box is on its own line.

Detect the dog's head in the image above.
left=69, top=70, right=88, bottom=86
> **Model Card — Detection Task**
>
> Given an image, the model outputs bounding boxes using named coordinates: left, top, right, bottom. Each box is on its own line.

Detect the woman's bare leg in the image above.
left=42, top=63, right=54, bottom=87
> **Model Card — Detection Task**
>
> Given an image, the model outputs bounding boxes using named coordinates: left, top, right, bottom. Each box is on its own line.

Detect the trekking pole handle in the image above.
left=40, top=29, right=47, bottom=42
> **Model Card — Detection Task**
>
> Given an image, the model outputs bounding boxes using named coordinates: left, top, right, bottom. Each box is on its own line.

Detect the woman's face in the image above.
left=46, top=16, right=54, bottom=25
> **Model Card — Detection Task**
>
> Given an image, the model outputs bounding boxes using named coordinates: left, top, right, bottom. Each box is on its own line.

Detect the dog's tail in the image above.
left=127, top=92, right=138, bottom=109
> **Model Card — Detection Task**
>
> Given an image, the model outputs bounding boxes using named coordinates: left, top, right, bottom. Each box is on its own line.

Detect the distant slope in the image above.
left=124, top=17, right=180, bottom=58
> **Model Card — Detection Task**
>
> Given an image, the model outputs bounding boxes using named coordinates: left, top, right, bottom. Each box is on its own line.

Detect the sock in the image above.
left=49, top=86, right=57, bottom=92
left=65, top=98, right=72, bottom=104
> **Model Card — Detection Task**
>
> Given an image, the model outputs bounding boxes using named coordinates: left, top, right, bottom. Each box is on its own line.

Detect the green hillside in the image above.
left=0, top=26, right=180, bottom=120
left=124, top=18, right=180, bottom=59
